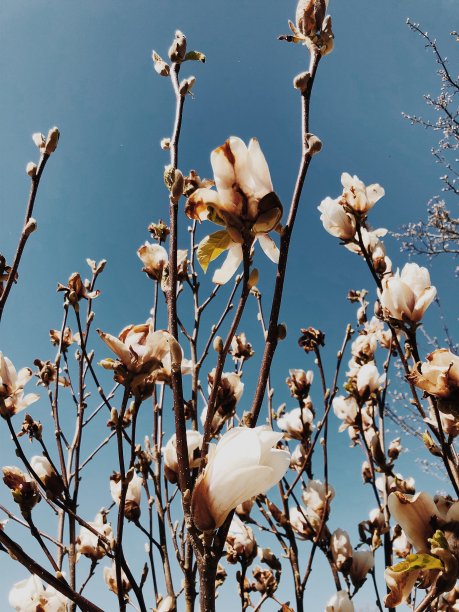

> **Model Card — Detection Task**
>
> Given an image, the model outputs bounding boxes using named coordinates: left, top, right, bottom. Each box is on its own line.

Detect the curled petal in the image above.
left=257, top=234, right=280, bottom=263
left=212, top=244, right=243, bottom=285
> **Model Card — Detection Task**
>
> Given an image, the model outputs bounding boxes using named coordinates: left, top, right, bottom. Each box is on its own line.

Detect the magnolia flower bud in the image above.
left=137, top=242, right=168, bottom=281
left=356, top=363, right=385, bottom=397
left=258, top=547, right=282, bottom=572
left=9, top=575, right=68, bottom=611
left=252, top=566, right=278, bottom=595
left=286, top=369, right=314, bottom=400
left=296, top=0, right=328, bottom=38
left=160, top=138, right=171, bottom=150
left=361, top=461, right=372, bottom=483
left=318, top=197, right=356, bottom=240
left=30, top=455, right=63, bottom=498
left=44, top=127, right=60, bottom=154
left=163, top=430, right=203, bottom=484
left=349, top=550, right=374, bottom=587
left=191, top=427, right=290, bottom=531
left=3, top=466, right=40, bottom=514
left=213, top=336, right=223, bottom=353
left=293, top=71, right=310, bottom=92
left=170, top=168, right=184, bottom=202
left=23, top=218, right=37, bottom=237
left=277, top=403, right=314, bottom=440
left=306, top=133, right=322, bottom=156
left=110, top=470, right=143, bottom=521
left=179, top=76, right=196, bottom=96
left=26, top=162, right=37, bottom=177
left=168, top=30, right=187, bottom=63
left=103, top=562, right=131, bottom=595
left=408, top=349, right=459, bottom=409
left=152, top=51, right=170, bottom=76
left=330, top=528, right=353, bottom=573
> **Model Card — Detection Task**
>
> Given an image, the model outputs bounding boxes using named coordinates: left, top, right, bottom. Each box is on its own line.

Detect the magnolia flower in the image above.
left=277, top=403, right=314, bottom=440
left=290, top=443, right=307, bottom=469
left=350, top=334, right=377, bottom=362
left=3, top=466, right=40, bottom=514
left=317, top=196, right=356, bottom=240
left=252, top=565, right=278, bottom=595
left=408, top=349, right=459, bottom=401
left=30, top=456, right=63, bottom=497
left=156, top=595, right=175, bottom=612
left=378, top=263, right=436, bottom=323
left=356, top=363, right=385, bottom=397
left=350, top=550, right=374, bottom=587
left=98, top=323, right=185, bottom=395
left=230, top=332, right=254, bottom=361
left=333, top=396, right=358, bottom=431
left=325, top=590, right=354, bottom=612
left=0, top=353, right=39, bottom=418
left=289, top=506, right=319, bottom=540
left=191, top=426, right=290, bottom=531
left=226, top=515, right=257, bottom=563
left=110, top=471, right=143, bottom=521
left=330, top=529, right=353, bottom=573
left=302, top=479, right=334, bottom=517
left=384, top=565, right=419, bottom=609
left=388, top=491, right=440, bottom=552
left=9, top=574, right=67, bottom=611
left=340, top=172, right=385, bottom=214
left=103, top=562, right=131, bottom=595
left=186, top=137, right=282, bottom=284
left=137, top=242, right=168, bottom=281
left=286, top=369, right=314, bottom=400
left=205, top=370, right=244, bottom=432
left=163, top=430, right=203, bottom=483
left=76, top=512, right=114, bottom=560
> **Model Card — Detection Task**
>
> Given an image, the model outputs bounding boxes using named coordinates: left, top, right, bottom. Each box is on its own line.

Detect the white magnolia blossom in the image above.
left=191, top=426, right=290, bottom=531
left=350, top=550, right=374, bottom=586
left=226, top=515, right=257, bottom=561
left=330, top=528, right=353, bottom=572
left=277, top=404, right=314, bottom=440
left=76, top=512, right=114, bottom=560
left=163, top=430, right=203, bottom=483
left=8, top=575, right=68, bottom=611
left=302, top=479, right=335, bottom=517
left=317, top=196, right=356, bottom=240
left=408, top=348, right=459, bottom=399
left=110, top=471, right=143, bottom=520
left=137, top=242, right=168, bottom=280
left=378, top=262, right=436, bottom=323
left=333, top=396, right=358, bottom=431
left=103, top=562, right=131, bottom=595
left=356, top=362, right=385, bottom=396
left=290, top=443, right=307, bottom=469
left=325, top=589, right=355, bottom=612
left=340, top=172, right=385, bottom=213
left=350, top=333, right=377, bottom=361
left=0, top=353, right=39, bottom=418
left=364, top=316, right=392, bottom=349
left=30, top=456, right=54, bottom=482
left=289, top=506, right=320, bottom=539
left=186, top=136, right=282, bottom=284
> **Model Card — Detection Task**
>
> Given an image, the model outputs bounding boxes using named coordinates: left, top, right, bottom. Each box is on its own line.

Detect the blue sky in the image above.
left=0, top=0, right=458, bottom=610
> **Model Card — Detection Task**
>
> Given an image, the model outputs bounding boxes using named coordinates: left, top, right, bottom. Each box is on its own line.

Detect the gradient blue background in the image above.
left=0, top=1, right=458, bottom=610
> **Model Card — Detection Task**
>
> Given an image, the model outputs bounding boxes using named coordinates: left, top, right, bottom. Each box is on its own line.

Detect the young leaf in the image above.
left=184, top=50, right=206, bottom=63
left=197, top=230, right=231, bottom=272
left=390, top=553, right=444, bottom=574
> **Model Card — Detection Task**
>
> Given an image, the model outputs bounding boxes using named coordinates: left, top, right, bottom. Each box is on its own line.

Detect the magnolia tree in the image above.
left=1, top=2, right=459, bottom=612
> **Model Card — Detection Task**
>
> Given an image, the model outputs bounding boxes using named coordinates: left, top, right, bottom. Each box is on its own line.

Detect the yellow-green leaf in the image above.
left=390, top=553, right=443, bottom=574
left=184, top=50, right=206, bottom=63
left=197, top=231, right=231, bottom=272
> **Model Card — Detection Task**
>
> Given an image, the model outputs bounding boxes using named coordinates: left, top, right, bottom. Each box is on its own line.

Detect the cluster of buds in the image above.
left=31, top=127, right=60, bottom=157
left=147, top=220, right=170, bottom=242
left=34, top=358, right=68, bottom=388
left=282, top=0, right=334, bottom=58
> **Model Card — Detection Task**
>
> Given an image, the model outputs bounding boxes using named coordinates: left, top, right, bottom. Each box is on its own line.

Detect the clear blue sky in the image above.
left=0, top=1, right=458, bottom=610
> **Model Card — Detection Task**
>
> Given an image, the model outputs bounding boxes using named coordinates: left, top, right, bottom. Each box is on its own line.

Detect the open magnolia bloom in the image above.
left=408, top=349, right=459, bottom=402
left=349, top=550, right=374, bottom=587
left=226, top=515, right=257, bottom=564
left=317, top=196, right=356, bottom=240
left=103, top=562, right=131, bottom=596
left=186, top=137, right=282, bottom=284
left=339, top=172, right=385, bottom=214
left=277, top=402, right=315, bottom=440
left=378, top=262, right=436, bottom=324
left=302, top=479, right=334, bottom=517
left=0, top=353, right=39, bottom=418
left=98, top=323, right=188, bottom=395
left=76, top=512, right=114, bottom=560
left=331, top=529, right=353, bottom=573
left=163, top=430, right=203, bottom=483
left=191, top=426, right=290, bottom=531
left=356, top=362, right=386, bottom=397
left=8, top=574, right=68, bottom=612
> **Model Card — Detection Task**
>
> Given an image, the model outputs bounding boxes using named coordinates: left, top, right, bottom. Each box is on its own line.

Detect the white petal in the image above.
left=257, top=234, right=279, bottom=263
left=212, top=244, right=243, bottom=285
